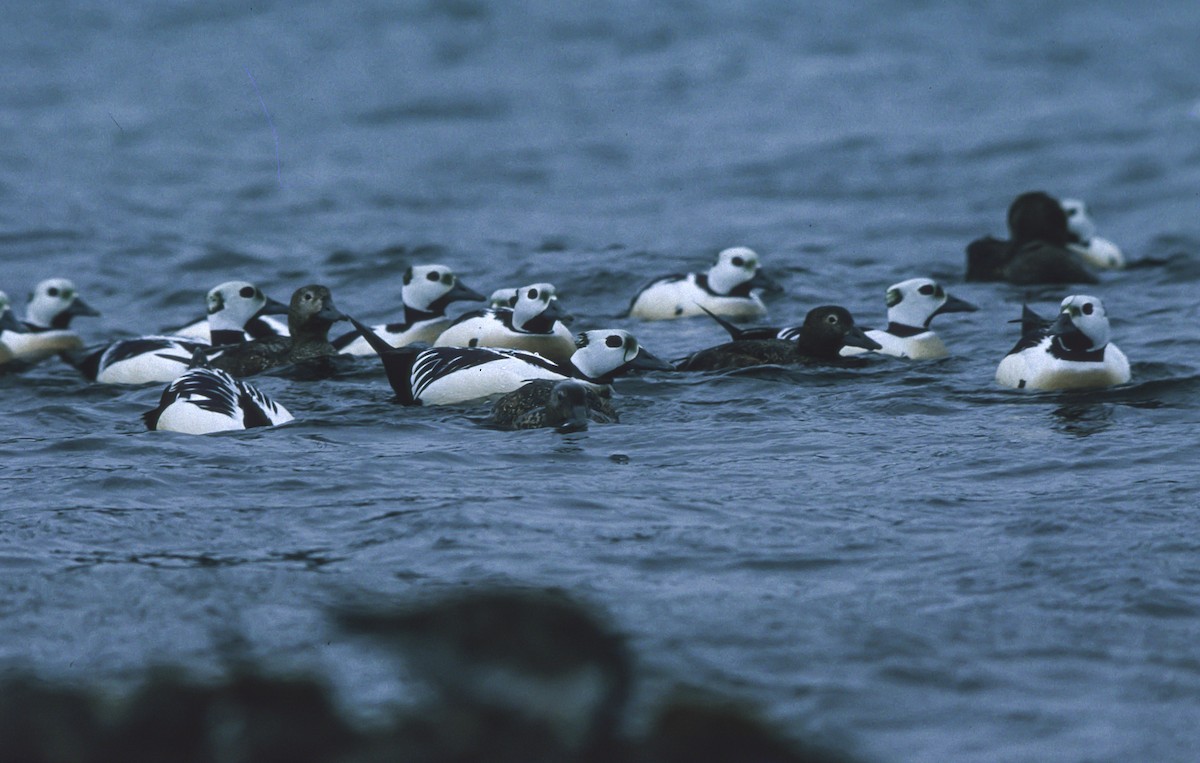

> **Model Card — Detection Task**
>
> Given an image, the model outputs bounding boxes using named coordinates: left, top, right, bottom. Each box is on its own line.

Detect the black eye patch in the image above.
left=918, top=284, right=935, bottom=296
left=239, top=286, right=255, bottom=298
left=731, top=256, right=745, bottom=267
left=605, top=334, right=623, bottom=348
left=426, top=271, right=440, bottom=282
left=47, top=287, right=60, bottom=297
left=528, top=289, right=538, bottom=300
left=1082, top=303, right=1094, bottom=315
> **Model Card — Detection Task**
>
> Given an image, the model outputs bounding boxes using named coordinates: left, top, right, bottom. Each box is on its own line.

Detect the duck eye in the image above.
left=303, top=293, right=313, bottom=301
left=918, top=284, right=934, bottom=296
left=426, top=271, right=440, bottom=282
left=528, top=289, right=538, bottom=300
left=826, top=314, right=839, bottom=324
left=605, top=334, right=623, bottom=348
left=239, top=286, right=255, bottom=298
left=1082, top=302, right=1094, bottom=315
left=731, top=256, right=745, bottom=267
left=47, top=287, right=60, bottom=297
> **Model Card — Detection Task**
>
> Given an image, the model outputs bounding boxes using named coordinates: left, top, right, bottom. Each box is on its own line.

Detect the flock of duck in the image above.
left=0, top=191, right=1134, bottom=435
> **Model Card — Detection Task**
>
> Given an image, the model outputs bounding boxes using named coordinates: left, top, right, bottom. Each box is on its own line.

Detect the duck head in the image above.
left=512, top=283, right=570, bottom=332
left=206, top=281, right=288, bottom=336
left=1052, top=294, right=1111, bottom=352
left=885, top=277, right=977, bottom=330
left=571, top=329, right=673, bottom=383
left=402, top=264, right=484, bottom=315
left=25, top=278, right=99, bottom=329
left=707, top=247, right=781, bottom=296
left=288, top=284, right=346, bottom=337
left=798, top=306, right=881, bottom=358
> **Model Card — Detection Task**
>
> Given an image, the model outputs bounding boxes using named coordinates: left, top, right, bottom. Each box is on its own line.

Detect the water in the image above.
left=3, top=1, right=1200, bottom=760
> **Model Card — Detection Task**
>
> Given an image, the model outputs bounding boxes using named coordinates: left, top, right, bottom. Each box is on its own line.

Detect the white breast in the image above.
left=996, top=342, right=1130, bottom=390
left=629, top=276, right=766, bottom=320
left=436, top=316, right=574, bottom=364
left=338, top=317, right=450, bottom=355
left=1, top=329, right=84, bottom=363
left=840, top=329, right=949, bottom=360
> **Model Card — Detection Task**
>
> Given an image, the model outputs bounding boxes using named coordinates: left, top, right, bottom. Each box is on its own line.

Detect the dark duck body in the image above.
left=966, top=191, right=1099, bottom=285
left=487, top=379, right=617, bottom=432
left=210, top=284, right=347, bottom=378
left=677, top=305, right=880, bottom=371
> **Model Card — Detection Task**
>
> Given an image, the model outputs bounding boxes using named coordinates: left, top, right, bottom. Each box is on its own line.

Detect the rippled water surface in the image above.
left=4, top=2, right=1200, bottom=761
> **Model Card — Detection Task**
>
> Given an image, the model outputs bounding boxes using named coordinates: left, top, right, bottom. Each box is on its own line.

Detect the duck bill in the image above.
left=318, top=299, right=348, bottom=323
left=256, top=296, right=290, bottom=317
left=747, top=269, right=783, bottom=293
left=626, top=348, right=675, bottom=372
left=555, top=405, right=591, bottom=434
left=932, top=293, right=978, bottom=317
left=843, top=326, right=882, bottom=351
left=447, top=280, right=486, bottom=303
left=66, top=297, right=100, bottom=318
left=1049, top=311, right=1077, bottom=337
left=540, top=297, right=567, bottom=324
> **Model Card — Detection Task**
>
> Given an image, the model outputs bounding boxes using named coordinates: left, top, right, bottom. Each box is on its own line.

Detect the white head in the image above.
left=25, top=278, right=98, bottom=329
left=884, top=277, right=977, bottom=330
left=489, top=287, right=519, bottom=309
left=1060, top=198, right=1098, bottom=244
left=512, top=283, right=564, bottom=330
left=570, top=329, right=669, bottom=381
left=707, top=247, right=770, bottom=295
left=1057, top=294, right=1111, bottom=349
left=206, top=281, right=271, bottom=333
left=401, top=264, right=482, bottom=314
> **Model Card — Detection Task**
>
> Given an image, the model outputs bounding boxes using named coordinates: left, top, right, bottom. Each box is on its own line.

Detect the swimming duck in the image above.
left=1061, top=198, right=1125, bottom=270
left=966, top=191, right=1099, bottom=284
left=332, top=264, right=484, bottom=355
left=69, top=281, right=288, bottom=385
left=210, top=284, right=347, bottom=377
left=350, top=317, right=671, bottom=406
left=628, top=246, right=781, bottom=320
left=995, top=295, right=1130, bottom=390
left=434, top=282, right=575, bottom=364
left=487, top=379, right=618, bottom=432
left=677, top=305, right=880, bottom=371
left=839, top=278, right=977, bottom=359
left=143, top=363, right=293, bottom=434
left=0, top=278, right=100, bottom=364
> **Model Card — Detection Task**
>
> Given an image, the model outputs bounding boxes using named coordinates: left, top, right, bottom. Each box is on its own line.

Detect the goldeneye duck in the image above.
left=966, top=191, right=1099, bottom=285
left=1061, top=198, right=1125, bottom=270
left=434, top=282, right=576, bottom=365
left=143, top=364, right=293, bottom=434
left=68, top=281, right=288, bottom=385
left=839, top=277, right=977, bottom=359
left=0, top=278, right=100, bottom=364
left=487, top=379, right=618, bottom=432
left=677, top=305, right=880, bottom=371
left=996, top=295, right=1130, bottom=390
left=628, top=246, right=781, bottom=320
left=350, top=316, right=671, bottom=406
left=333, top=264, right=484, bottom=355
left=210, top=284, right=348, bottom=378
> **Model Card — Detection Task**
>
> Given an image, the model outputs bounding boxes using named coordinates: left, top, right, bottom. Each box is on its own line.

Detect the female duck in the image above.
left=677, top=306, right=879, bottom=371
left=966, top=191, right=1098, bottom=285
left=487, top=379, right=615, bottom=433
left=333, top=264, right=483, bottom=355
left=350, top=316, right=671, bottom=406
left=434, top=282, right=575, bottom=365
left=995, top=295, right=1130, bottom=390
left=211, top=284, right=347, bottom=377
left=628, top=247, right=780, bottom=320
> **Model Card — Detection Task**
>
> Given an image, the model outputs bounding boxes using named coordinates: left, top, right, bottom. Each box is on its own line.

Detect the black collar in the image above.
left=885, top=322, right=926, bottom=338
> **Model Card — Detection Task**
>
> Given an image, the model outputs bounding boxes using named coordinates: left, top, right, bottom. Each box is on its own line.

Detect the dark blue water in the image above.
left=4, top=2, right=1200, bottom=760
